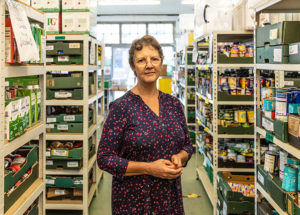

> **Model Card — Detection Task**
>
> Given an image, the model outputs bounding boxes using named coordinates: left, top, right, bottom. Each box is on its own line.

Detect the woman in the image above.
left=97, top=35, right=193, bottom=215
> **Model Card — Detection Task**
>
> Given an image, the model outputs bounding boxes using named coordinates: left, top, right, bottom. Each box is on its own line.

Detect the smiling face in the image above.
left=132, top=45, right=162, bottom=84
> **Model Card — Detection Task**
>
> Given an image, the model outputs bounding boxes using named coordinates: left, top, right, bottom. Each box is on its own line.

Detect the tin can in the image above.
left=237, top=155, right=246, bottom=163
left=269, top=144, right=280, bottom=153
left=264, top=150, right=279, bottom=174
left=282, top=164, right=298, bottom=192
left=291, top=91, right=300, bottom=103
left=279, top=150, right=288, bottom=180
left=263, top=99, right=276, bottom=111
left=276, top=91, right=292, bottom=117
left=287, top=157, right=300, bottom=165
left=261, top=88, right=275, bottom=106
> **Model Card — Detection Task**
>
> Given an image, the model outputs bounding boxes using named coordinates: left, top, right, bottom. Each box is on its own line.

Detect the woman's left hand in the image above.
left=171, top=154, right=182, bottom=169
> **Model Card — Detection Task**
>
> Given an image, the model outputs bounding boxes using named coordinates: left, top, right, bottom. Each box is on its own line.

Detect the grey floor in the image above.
left=89, top=154, right=213, bottom=215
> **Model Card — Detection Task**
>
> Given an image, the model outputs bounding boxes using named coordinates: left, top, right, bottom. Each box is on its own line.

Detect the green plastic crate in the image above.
left=46, top=73, right=83, bottom=89
left=217, top=54, right=253, bottom=64
left=266, top=174, right=287, bottom=211
left=256, top=44, right=289, bottom=64
left=218, top=125, right=254, bottom=135
left=46, top=89, right=83, bottom=100
left=46, top=159, right=83, bottom=170
left=46, top=176, right=83, bottom=189
left=46, top=41, right=82, bottom=56
left=274, top=119, right=288, bottom=142
left=46, top=123, right=83, bottom=133
left=218, top=91, right=254, bottom=102
left=46, top=55, right=83, bottom=65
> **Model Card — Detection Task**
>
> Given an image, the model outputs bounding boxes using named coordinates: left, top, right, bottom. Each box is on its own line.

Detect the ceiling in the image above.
left=97, top=0, right=194, bottom=15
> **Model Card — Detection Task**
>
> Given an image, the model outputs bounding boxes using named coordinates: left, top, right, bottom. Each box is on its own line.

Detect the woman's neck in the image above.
left=132, top=82, right=158, bottom=98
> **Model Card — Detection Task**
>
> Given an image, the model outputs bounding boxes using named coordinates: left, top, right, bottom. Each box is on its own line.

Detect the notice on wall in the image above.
left=6, top=0, right=39, bottom=62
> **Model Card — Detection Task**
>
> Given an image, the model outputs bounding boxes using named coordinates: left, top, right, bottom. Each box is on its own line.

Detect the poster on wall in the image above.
left=6, top=0, right=39, bottom=62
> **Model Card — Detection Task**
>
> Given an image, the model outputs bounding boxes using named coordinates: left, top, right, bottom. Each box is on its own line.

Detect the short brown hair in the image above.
left=129, top=35, right=164, bottom=69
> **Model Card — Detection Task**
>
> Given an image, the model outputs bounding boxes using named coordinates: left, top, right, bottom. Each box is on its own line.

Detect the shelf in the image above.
left=45, top=100, right=84, bottom=106
left=180, top=65, right=195, bottom=69
left=46, top=169, right=83, bottom=175
left=256, top=183, right=288, bottom=215
left=196, top=167, right=214, bottom=205
left=256, top=63, right=300, bottom=71
left=196, top=64, right=212, bottom=71
left=4, top=122, right=44, bottom=155
left=88, top=183, right=97, bottom=206
left=5, top=179, right=44, bottom=215
left=15, top=0, right=44, bottom=22
left=256, top=126, right=300, bottom=160
left=45, top=200, right=83, bottom=210
left=196, top=92, right=213, bottom=105
left=255, top=0, right=300, bottom=13
left=46, top=133, right=83, bottom=141
left=217, top=101, right=254, bottom=105
left=216, top=64, right=254, bottom=68
left=46, top=34, right=91, bottom=41
left=217, top=168, right=255, bottom=172
left=187, top=123, right=196, bottom=126
left=88, top=124, right=97, bottom=138
left=97, top=115, right=105, bottom=125
left=217, top=134, right=254, bottom=139
left=5, top=65, right=45, bottom=78
left=196, top=120, right=213, bottom=136
left=98, top=90, right=104, bottom=98
left=187, top=104, right=195, bottom=107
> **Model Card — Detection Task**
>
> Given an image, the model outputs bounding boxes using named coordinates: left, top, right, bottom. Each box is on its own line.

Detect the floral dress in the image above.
left=97, top=90, right=193, bottom=215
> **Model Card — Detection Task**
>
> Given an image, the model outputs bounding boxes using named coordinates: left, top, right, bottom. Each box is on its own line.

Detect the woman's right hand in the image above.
left=146, top=159, right=182, bottom=179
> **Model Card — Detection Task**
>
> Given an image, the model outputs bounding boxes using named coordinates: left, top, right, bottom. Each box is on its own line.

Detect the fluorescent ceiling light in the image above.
left=99, top=0, right=160, bottom=5
left=181, top=0, right=194, bottom=4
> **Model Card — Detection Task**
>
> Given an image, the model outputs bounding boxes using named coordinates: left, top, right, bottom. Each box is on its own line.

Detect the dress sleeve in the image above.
left=177, top=100, right=193, bottom=165
left=97, top=101, right=129, bottom=179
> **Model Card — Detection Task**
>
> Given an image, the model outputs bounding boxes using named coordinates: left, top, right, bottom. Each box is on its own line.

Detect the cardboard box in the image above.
left=62, top=12, right=96, bottom=36
left=31, top=0, right=44, bottom=9
left=5, top=18, right=19, bottom=64
left=43, top=0, right=60, bottom=12
left=232, top=0, right=255, bottom=31
left=5, top=99, right=21, bottom=141
left=62, top=0, right=91, bottom=11
left=45, top=13, right=60, bottom=34
left=288, top=114, right=300, bottom=149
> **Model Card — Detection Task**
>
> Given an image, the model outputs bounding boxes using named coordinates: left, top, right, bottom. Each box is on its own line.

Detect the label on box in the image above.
left=57, top=124, right=68, bottom=130
left=289, top=44, right=298, bottom=55
left=52, top=149, right=68, bottom=156
left=288, top=115, right=300, bottom=137
left=55, top=189, right=65, bottom=195
left=262, top=117, right=274, bottom=132
left=74, top=180, right=83, bottom=185
left=64, top=115, right=75, bottom=121
left=285, top=81, right=294, bottom=86
left=69, top=43, right=80, bottom=49
left=46, top=151, right=51, bottom=157
left=258, top=171, right=264, bottom=185
left=273, top=48, right=282, bottom=62
left=46, top=179, right=55, bottom=185
left=46, top=58, right=54, bottom=63
left=45, top=124, right=55, bottom=129
left=67, top=161, right=79, bottom=167
left=55, top=92, right=72, bottom=98
left=47, top=117, right=57, bottom=123
left=270, top=28, right=278, bottom=40
left=58, top=56, right=70, bottom=62
left=266, top=132, right=274, bottom=142
left=46, top=45, right=54, bottom=51
left=46, top=160, right=54, bottom=165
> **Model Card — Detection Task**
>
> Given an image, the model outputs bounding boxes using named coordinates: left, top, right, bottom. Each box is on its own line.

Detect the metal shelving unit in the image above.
left=0, top=1, right=46, bottom=215
left=254, top=1, right=300, bottom=214
left=194, top=31, right=255, bottom=215
left=45, top=34, right=105, bottom=215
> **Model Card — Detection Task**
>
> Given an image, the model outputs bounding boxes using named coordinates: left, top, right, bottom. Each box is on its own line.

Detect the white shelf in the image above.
left=46, top=133, right=83, bottom=141
left=187, top=123, right=196, bottom=126
left=217, top=168, right=255, bottom=172
left=187, top=104, right=195, bottom=107
left=5, top=179, right=44, bottom=215
left=97, top=115, right=105, bottom=125
left=4, top=122, right=44, bottom=155
left=98, top=90, right=104, bottom=99
left=88, top=154, right=96, bottom=171
left=196, top=64, right=212, bottom=70
left=196, top=167, right=214, bottom=205
left=46, top=34, right=90, bottom=41
left=46, top=169, right=83, bottom=175
left=46, top=65, right=98, bottom=72
left=88, top=124, right=97, bottom=138
left=196, top=92, right=213, bottom=105
left=218, top=134, right=254, bottom=139
left=217, top=101, right=254, bottom=105
left=45, top=200, right=83, bottom=210
left=256, top=126, right=300, bottom=160
left=88, top=183, right=97, bottom=206
left=216, top=64, right=254, bottom=68
left=45, top=100, right=84, bottom=106
left=255, top=0, right=300, bottom=12
left=256, top=64, right=300, bottom=71
left=88, top=93, right=101, bottom=105
left=5, top=65, right=45, bottom=78
left=196, top=120, right=213, bottom=136
left=256, top=183, right=288, bottom=215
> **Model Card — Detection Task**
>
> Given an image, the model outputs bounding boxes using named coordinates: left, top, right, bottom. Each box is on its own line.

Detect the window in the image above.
left=97, top=24, right=120, bottom=44
left=104, top=47, right=112, bottom=75
left=121, top=24, right=146, bottom=44
left=148, top=24, right=173, bottom=44
left=181, top=0, right=194, bottom=4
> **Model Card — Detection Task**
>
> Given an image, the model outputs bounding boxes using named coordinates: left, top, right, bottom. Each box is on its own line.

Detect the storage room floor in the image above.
left=89, top=154, right=213, bottom=215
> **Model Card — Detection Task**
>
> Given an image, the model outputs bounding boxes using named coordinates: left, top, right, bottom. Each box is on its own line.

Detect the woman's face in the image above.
left=132, top=45, right=162, bottom=84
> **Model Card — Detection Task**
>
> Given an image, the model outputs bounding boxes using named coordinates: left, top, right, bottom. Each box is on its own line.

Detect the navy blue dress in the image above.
left=97, top=90, right=193, bottom=215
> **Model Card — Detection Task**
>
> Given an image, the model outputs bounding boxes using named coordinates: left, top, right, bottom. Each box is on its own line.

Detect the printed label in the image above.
left=67, top=161, right=79, bottom=167
left=52, top=149, right=68, bottom=157
left=258, top=171, right=264, bottom=185
left=46, top=45, right=54, bottom=51
left=55, top=189, right=65, bottom=195
left=46, top=179, right=55, bottom=185
left=262, top=117, right=274, bottom=132
left=285, top=81, right=294, bottom=86
left=289, top=44, right=298, bottom=55
left=46, top=160, right=53, bottom=165
left=273, top=48, right=282, bottom=62
left=46, top=151, right=51, bottom=157
left=47, top=117, right=57, bottom=123
left=54, top=92, right=72, bottom=98
left=64, top=115, right=75, bottom=121
left=58, top=56, right=69, bottom=62
left=74, top=180, right=83, bottom=185
left=45, top=124, right=55, bottom=129
left=69, top=43, right=80, bottom=49
left=57, top=124, right=68, bottom=130
left=46, top=58, right=54, bottom=63
left=270, top=29, right=278, bottom=40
